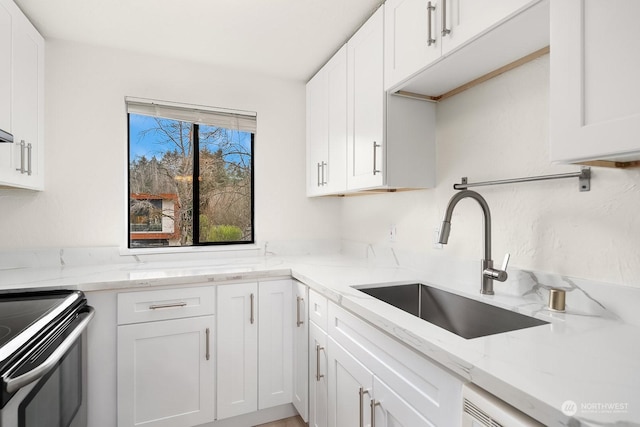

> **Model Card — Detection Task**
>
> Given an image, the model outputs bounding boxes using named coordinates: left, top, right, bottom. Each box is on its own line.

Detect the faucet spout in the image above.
left=438, top=190, right=491, bottom=261
left=438, top=190, right=508, bottom=295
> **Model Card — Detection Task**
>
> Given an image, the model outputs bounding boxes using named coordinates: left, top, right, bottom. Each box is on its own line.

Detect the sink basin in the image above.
left=357, top=283, right=548, bottom=339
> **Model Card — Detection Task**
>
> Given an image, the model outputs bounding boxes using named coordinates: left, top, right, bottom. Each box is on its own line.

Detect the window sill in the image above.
left=120, top=244, right=261, bottom=257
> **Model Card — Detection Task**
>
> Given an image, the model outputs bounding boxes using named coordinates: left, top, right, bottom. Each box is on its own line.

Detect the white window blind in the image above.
left=125, top=97, right=257, bottom=133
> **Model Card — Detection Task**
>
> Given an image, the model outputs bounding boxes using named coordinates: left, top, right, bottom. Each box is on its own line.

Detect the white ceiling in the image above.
left=15, top=0, right=383, bottom=82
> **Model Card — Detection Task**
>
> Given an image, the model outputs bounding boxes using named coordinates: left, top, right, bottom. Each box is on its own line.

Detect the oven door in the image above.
left=1, top=307, right=94, bottom=427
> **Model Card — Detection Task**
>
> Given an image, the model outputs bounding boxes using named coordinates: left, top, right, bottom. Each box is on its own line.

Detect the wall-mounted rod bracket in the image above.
left=454, top=167, right=591, bottom=192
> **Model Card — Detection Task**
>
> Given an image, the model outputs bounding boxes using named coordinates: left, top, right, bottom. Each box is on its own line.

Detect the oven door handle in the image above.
left=5, top=307, right=95, bottom=393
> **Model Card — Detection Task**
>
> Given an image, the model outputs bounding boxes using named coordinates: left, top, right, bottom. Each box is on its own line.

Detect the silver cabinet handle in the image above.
left=427, top=1, right=436, bottom=46
left=370, top=399, right=381, bottom=427
left=441, top=0, right=450, bottom=36
left=315, top=344, right=324, bottom=381
left=321, top=161, right=327, bottom=186
left=250, top=293, right=255, bottom=324
left=317, top=162, right=322, bottom=187
left=149, top=302, right=187, bottom=310
left=205, top=327, right=211, bottom=361
left=373, top=141, right=381, bottom=175
left=26, top=143, right=32, bottom=176
left=296, top=296, right=304, bottom=327
left=359, top=387, right=370, bottom=427
left=15, top=140, right=25, bottom=174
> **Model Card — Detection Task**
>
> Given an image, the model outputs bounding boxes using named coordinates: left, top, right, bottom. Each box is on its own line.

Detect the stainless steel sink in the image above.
left=357, top=283, right=548, bottom=339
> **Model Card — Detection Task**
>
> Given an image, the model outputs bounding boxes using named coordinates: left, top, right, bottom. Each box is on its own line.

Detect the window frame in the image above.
left=125, top=100, right=256, bottom=250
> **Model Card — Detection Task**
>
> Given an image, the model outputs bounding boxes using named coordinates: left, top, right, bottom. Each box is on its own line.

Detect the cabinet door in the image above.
left=347, top=6, right=385, bottom=190
left=0, top=0, right=11, bottom=179
left=309, top=322, right=328, bottom=427
left=550, top=0, right=640, bottom=163
left=258, top=279, right=293, bottom=409
left=9, top=10, right=44, bottom=189
left=117, top=316, right=215, bottom=427
left=327, top=337, right=374, bottom=427
left=440, top=0, right=532, bottom=54
left=324, top=45, right=348, bottom=194
left=306, top=45, right=347, bottom=196
left=306, top=66, right=328, bottom=196
left=292, top=281, right=309, bottom=421
left=384, top=0, right=441, bottom=90
left=217, top=282, right=258, bottom=419
left=372, top=377, right=431, bottom=427
left=0, top=0, right=10, bottom=133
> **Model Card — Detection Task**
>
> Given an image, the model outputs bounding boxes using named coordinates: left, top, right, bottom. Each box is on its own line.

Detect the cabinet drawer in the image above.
left=328, top=302, right=462, bottom=425
left=118, top=286, right=215, bottom=325
left=308, top=289, right=328, bottom=331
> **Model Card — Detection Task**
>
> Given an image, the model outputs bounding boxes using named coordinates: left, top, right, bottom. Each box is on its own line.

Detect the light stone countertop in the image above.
left=1, top=251, right=638, bottom=427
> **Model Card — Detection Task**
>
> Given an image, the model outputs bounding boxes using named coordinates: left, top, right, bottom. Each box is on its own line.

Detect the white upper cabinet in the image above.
left=0, top=0, right=44, bottom=190
left=386, top=0, right=549, bottom=96
left=440, top=0, right=533, bottom=54
left=347, top=5, right=436, bottom=192
left=306, top=46, right=347, bottom=196
left=0, top=1, right=10, bottom=134
left=347, top=6, right=386, bottom=190
left=550, top=0, right=640, bottom=164
left=307, top=5, right=436, bottom=196
left=384, top=0, right=441, bottom=90
left=0, top=1, right=12, bottom=176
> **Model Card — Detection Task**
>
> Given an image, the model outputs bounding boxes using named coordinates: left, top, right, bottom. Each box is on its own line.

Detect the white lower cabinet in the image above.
left=258, top=279, right=294, bottom=409
left=216, top=281, right=259, bottom=419
left=117, top=287, right=216, bottom=427
left=327, top=337, right=373, bottom=427
left=328, top=337, right=432, bottom=427
left=327, top=302, right=462, bottom=427
left=292, top=281, right=309, bottom=421
left=217, top=279, right=295, bottom=420
left=372, top=377, right=432, bottom=427
left=309, top=321, right=328, bottom=427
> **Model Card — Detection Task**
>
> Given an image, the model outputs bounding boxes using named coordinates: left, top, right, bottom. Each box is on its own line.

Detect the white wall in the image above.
left=0, top=40, right=341, bottom=250
left=341, top=55, right=640, bottom=288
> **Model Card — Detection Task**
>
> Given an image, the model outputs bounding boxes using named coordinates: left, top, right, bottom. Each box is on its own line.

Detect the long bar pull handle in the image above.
left=370, top=399, right=381, bottom=427
left=315, top=344, right=324, bottom=381
left=441, top=0, right=450, bottom=36
left=296, top=296, right=304, bottom=327
left=250, top=293, right=255, bottom=324
left=16, top=140, right=25, bottom=174
left=321, top=161, right=327, bottom=186
left=149, top=302, right=187, bottom=310
left=373, top=141, right=381, bottom=175
left=359, top=387, right=370, bottom=427
left=427, top=1, right=436, bottom=46
left=26, top=143, right=32, bottom=176
left=205, top=327, right=210, bottom=361
left=317, top=162, right=322, bottom=187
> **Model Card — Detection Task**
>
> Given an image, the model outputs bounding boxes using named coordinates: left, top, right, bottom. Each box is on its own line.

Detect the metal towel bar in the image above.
left=454, top=167, right=591, bottom=192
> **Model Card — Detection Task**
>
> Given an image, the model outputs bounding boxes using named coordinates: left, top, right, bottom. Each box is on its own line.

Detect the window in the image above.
left=127, top=98, right=255, bottom=248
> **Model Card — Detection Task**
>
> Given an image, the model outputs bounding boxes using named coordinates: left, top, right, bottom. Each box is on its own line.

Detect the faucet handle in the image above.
left=483, top=253, right=510, bottom=282
left=500, top=253, right=511, bottom=272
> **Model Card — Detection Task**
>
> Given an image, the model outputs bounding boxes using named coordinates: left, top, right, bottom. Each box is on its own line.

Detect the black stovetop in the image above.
left=0, top=290, right=85, bottom=372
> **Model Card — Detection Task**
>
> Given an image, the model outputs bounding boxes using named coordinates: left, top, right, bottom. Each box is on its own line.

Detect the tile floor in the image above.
left=254, top=415, right=306, bottom=427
